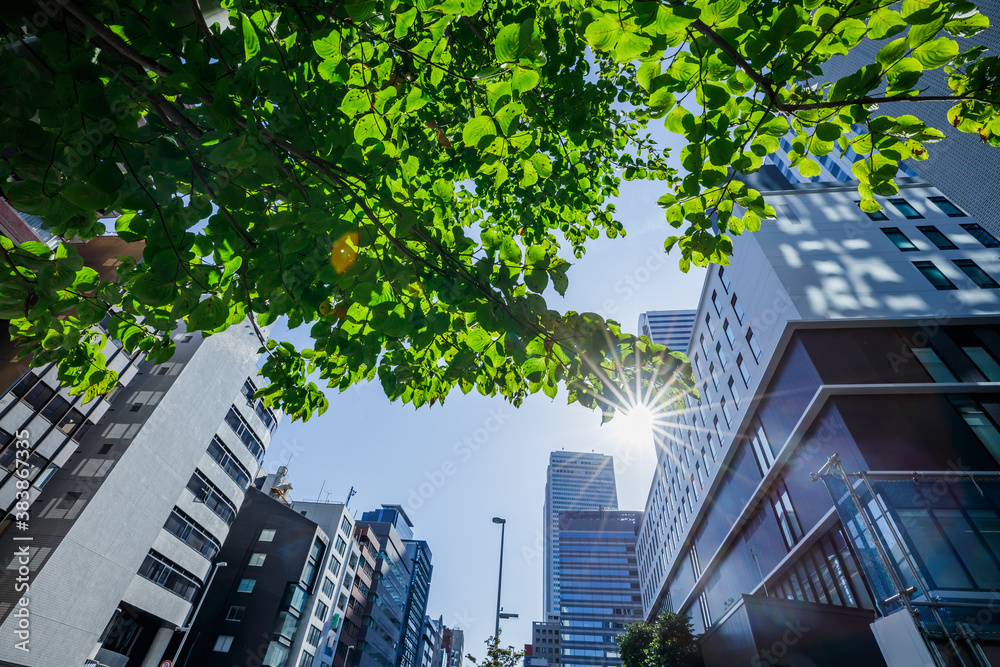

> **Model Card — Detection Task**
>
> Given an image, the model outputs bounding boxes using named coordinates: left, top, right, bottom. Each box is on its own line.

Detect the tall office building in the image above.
left=635, top=165, right=1000, bottom=665
left=637, top=310, right=698, bottom=353
left=357, top=505, right=433, bottom=667
left=543, top=452, right=619, bottom=617
left=557, top=511, right=641, bottom=667
left=0, top=319, right=277, bottom=667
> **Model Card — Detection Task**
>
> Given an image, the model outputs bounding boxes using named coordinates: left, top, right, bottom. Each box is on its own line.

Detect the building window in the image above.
left=716, top=341, right=728, bottom=369
left=722, top=320, right=736, bottom=348
left=259, top=529, right=276, bottom=542
left=699, top=334, right=709, bottom=357
left=163, top=508, right=221, bottom=560
left=746, top=329, right=762, bottom=362
left=856, top=200, right=888, bottom=221
left=711, top=290, right=723, bottom=316
left=213, top=635, right=235, bottom=652
left=718, top=266, right=732, bottom=292
left=137, top=550, right=203, bottom=602
left=770, top=478, right=803, bottom=549
left=913, top=261, right=957, bottom=290
left=720, top=397, right=733, bottom=427
left=890, top=198, right=923, bottom=219
left=731, top=293, right=745, bottom=323
left=322, top=577, right=336, bottom=597
left=249, top=553, right=267, bottom=566
left=329, top=557, right=342, bottom=577
left=728, top=377, right=741, bottom=408
left=963, top=346, right=1000, bottom=381
left=961, top=223, right=999, bottom=248
left=306, top=625, right=323, bottom=647
left=950, top=397, right=1000, bottom=461
left=705, top=314, right=716, bottom=337
left=316, top=600, right=329, bottom=622
left=880, top=227, right=918, bottom=251
left=708, top=363, right=718, bottom=390
left=693, top=353, right=702, bottom=376
left=185, top=471, right=237, bottom=525
left=736, top=353, right=752, bottom=387
left=335, top=536, right=347, bottom=556
left=953, top=259, right=999, bottom=288
left=341, top=516, right=352, bottom=535
left=226, top=606, right=245, bottom=621
left=238, top=578, right=256, bottom=593
left=748, top=419, right=774, bottom=475
left=263, top=642, right=289, bottom=667
left=702, top=381, right=713, bottom=405
left=929, top=196, right=965, bottom=217
left=713, top=415, right=723, bottom=443
left=917, top=225, right=957, bottom=250
left=299, top=652, right=316, bottom=667
left=911, top=346, right=957, bottom=382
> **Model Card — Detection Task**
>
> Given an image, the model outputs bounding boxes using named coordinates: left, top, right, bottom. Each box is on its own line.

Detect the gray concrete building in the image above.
left=0, top=320, right=277, bottom=667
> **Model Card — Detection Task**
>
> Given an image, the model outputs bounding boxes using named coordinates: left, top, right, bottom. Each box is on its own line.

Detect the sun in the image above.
left=609, top=403, right=657, bottom=447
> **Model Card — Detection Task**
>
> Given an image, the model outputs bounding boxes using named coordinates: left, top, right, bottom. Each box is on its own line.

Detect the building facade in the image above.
left=441, top=626, right=464, bottom=667
left=557, top=511, right=641, bottom=667
left=635, top=167, right=1000, bottom=665
left=531, top=620, right=561, bottom=667
left=637, top=310, right=698, bottom=352
left=0, top=319, right=276, bottom=667
left=543, top=452, right=619, bottom=617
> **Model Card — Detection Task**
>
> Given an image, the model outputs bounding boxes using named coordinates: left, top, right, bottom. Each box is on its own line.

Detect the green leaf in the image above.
left=584, top=16, right=622, bottom=51
left=815, top=122, right=842, bottom=142
left=911, top=37, right=959, bottom=69
left=945, top=12, right=990, bottom=38
left=501, top=237, right=522, bottom=264
left=241, top=14, right=259, bottom=61
left=188, top=296, right=230, bottom=330
left=798, top=157, right=821, bottom=178
left=613, top=31, right=651, bottom=61
left=462, top=116, right=497, bottom=149
left=531, top=153, right=553, bottom=179
left=313, top=32, right=342, bottom=60
left=876, top=38, right=907, bottom=68
left=511, top=66, right=540, bottom=94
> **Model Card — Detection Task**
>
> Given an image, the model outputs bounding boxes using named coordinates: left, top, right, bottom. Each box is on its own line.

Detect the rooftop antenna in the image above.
left=346, top=486, right=357, bottom=507
left=317, top=479, right=326, bottom=502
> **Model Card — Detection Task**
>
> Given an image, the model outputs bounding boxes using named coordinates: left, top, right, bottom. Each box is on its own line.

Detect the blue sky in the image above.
left=263, top=129, right=707, bottom=657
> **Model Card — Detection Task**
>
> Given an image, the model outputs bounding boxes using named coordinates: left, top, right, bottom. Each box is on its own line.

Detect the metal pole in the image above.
left=171, top=561, right=227, bottom=666
left=494, top=520, right=505, bottom=640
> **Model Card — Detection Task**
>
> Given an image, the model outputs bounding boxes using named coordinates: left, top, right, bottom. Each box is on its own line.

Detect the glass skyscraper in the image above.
left=558, top=510, right=642, bottom=667
left=544, top=452, right=619, bottom=617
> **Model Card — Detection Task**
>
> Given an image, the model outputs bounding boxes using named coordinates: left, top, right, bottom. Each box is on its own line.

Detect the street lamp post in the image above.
left=492, top=517, right=506, bottom=640
left=171, top=560, right=227, bottom=666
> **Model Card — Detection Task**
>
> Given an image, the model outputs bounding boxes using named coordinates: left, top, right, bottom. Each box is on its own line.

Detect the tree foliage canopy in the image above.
left=618, top=611, right=703, bottom=667
left=0, top=0, right=996, bottom=419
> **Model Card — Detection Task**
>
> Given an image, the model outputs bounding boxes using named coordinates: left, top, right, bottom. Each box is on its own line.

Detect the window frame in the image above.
left=953, top=259, right=999, bottom=289
left=917, top=225, right=958, bottom=250
left=880, top=227, right=918, bottom=251
left=913, top=261, right=957, bottom=290
left=890, top=198, right=924, bottom=219
left=928, top=196, right=966, bottom=217
left=961, top=223, right=1000, bottom=248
